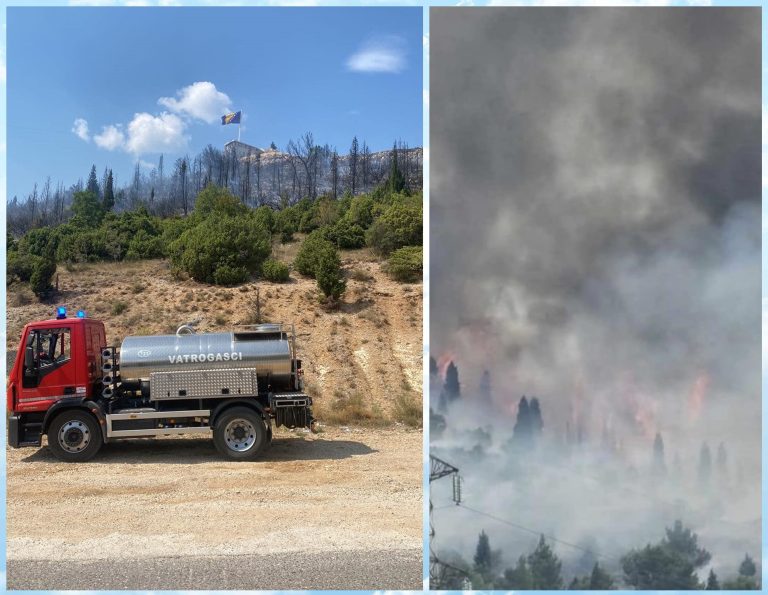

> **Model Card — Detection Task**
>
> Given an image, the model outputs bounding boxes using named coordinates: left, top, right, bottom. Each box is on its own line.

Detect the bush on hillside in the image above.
left=126, top=229, right=164, bottom=260
left=262, top=258, right=290, bottom=283
left=29, top=257, right=56, bottom=298
left=386, top=246, right=422, bottom=283
left=366, top=201, right=422, bottom=256
left=7, top=251, right=34, bottom=283
left=194, top=184, right=248, bottom=218
left=294, top=230, right=335, bottom=278
left=169, top=215, right=271, bottom=285
left=325, top=218, right=365, bottom=249
left=315, top=244, right=346, bottom=301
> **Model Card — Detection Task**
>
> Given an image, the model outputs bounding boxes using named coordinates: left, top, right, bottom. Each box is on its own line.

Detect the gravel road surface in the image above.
left=7, top=427, right=423, bottom=590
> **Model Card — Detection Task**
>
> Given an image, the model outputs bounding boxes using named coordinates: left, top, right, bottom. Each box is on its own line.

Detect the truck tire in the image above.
left=48, top=410, right=103, bottom=462
left=213, top=406, right=269, bottom=461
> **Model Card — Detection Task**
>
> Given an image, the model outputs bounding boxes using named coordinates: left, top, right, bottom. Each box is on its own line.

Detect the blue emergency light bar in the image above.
left=56, top=306, right=67, bottom=320
left=77, top=310, right=86, bottom=318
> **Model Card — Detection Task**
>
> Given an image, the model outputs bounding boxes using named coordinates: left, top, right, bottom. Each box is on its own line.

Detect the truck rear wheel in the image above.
left=213, top=407, right=269, bottom=461
left=48, top=410, right=103, bottom=462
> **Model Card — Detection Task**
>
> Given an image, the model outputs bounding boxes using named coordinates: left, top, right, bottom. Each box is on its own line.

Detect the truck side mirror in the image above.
left=24, top=345, right=34, bottom=371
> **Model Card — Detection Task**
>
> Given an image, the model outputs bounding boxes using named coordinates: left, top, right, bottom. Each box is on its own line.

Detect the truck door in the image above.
left=20, top=326, right=78, bottom=406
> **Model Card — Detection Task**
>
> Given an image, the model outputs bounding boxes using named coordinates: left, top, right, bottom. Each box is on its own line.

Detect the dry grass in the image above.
left=391, top=393, right=423, bottom=428
left=314, top=389, right=389, bottom=427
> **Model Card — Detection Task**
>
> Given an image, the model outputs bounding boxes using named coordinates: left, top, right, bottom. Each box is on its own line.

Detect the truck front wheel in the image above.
left=48, top=410, right=103, bottom=462
left=213, top=407, right=269, bottom=461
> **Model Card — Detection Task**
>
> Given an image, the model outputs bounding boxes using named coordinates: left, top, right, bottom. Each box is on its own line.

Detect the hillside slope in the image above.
left=6, top=243, right=423, bottom=425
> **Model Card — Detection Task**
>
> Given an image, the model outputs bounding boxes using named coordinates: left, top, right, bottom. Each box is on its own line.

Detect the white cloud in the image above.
left=72, top=118, right=90, bottom=142
left=138, top=159, right=158, bottom=170
left=346, top=35, right=407, bottom=74
left=125, top=111, right=187, bottom=154
left=93, top=124, right=125, bottom=150
left=158, top=81, right=232, bottom=124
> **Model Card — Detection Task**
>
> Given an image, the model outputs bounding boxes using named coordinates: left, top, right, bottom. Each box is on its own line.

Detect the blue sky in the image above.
left=6, top=6, right=422, bottom=200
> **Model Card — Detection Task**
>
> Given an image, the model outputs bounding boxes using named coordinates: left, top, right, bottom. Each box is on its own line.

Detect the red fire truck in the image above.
left=7, top=307, right=313, bottom=462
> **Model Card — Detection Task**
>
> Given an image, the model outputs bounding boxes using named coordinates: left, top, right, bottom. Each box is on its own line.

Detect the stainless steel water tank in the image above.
left=119, top=328, right=293, bottom=382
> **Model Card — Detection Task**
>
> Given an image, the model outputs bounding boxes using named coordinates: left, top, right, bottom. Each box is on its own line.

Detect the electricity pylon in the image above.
left=429, top=455, right=470, bottom=589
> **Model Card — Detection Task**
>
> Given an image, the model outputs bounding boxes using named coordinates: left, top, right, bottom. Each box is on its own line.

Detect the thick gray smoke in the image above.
left=430, top=7, right=760, bottom=584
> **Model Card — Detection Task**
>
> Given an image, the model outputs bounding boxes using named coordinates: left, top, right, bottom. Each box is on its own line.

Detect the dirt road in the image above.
left=6, top=427, right=423, bottom=590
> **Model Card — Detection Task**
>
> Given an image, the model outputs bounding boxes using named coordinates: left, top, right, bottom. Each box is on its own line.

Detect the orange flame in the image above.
left=688, top=371, right=709, bottom=421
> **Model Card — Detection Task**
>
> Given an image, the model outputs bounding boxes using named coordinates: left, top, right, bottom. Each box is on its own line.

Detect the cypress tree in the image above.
left=528, top=535, right=563, bottom=589
left=529, top=397, right=544, bottom=438
left=479, top=370, right=492, bottom=407
left=698, top=442, right=712, bottom=486
left=739, top=554, right=756, bottom=577
left=388, top=141, right=406, bottom=194
left=706, top=569, right=720, bottom=590
left=103, top=169, right=115, bottom=212
left=474, top=530, right=492, bottom=574
left=653, top=433, right=667, bottom=476
left=442, top=362, right=460, bottom=407
left=513, top=396, right=531, bottom=444
left=589, top=562, right=614, bottom=589
left=429, top=356, right=438, bottom=378
left=86, top=164, right=99, bottom=196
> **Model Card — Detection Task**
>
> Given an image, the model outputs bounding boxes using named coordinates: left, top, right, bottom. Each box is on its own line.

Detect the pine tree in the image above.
left=349, top=136, right=359, bottom=195
left=429, top=356, right=438, bottom=378
left=479, top=370, right=492, bottom=408
left=529, top=397, right=543, bottom=438
left=388, top=141, right=406, bottom=194
left=86, top=164, right=99, bottom=196
left=589, top=562, right=614, bottom=589
left=698, top=442, right=712, bottom=486
left=653, top=433, right=667, bottom=476
left=503, top=556, right=533, bottom=589
left=513, top=396, right=531, bottom=444
left=473, top=530, right=492, bottom=574
left=716, top=442, right=727, bottom=477
left=739, top=554, right=756, bottom=577
left=103, top=169, right=115, bottom=212
left=528, top=535, right=563, bottom=589
left=442, top=362, right=460, bottom=407
left=706, top=569, right=720, bottom=590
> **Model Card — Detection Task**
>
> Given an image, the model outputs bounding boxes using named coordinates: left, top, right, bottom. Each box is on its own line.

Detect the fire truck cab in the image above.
left=7, top=310, right=106, bottom=450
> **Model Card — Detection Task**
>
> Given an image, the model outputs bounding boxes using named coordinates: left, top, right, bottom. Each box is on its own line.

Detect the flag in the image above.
left=221, top=111, right=241, bottom=125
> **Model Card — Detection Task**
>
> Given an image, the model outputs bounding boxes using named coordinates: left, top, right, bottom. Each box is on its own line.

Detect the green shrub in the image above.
left=294, top=230, right=335, bottom=278
left=366, top=201, right=422, bottom=256
left=298, top=210, right=318, bottom=234
left=17, top=226, right=60, bottom=260
left=70, top=190, right=105, bottom=227
left=386, top=246, right=423, bottom=283
left=126, top=229, right=164, bottom=260
left=55, top=229, right=109, bottom=263
left=316, top=244, right=346, bottom=301
left=194, top=184, right=248, bottom=218
left=347, top=194, right=375, bottom=229
left=29, top=257, right=56, bottom=299
left=251, top=206, right=276, bottom=233
left=7, top=251, right=34, bottom=283
left=326, top=218, right=365, bottom=249
left=213, top=264, right=249, bottom=286
left=169, top=215, right=271, bottom=285
left=262, top=259, right=290, bottom=282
